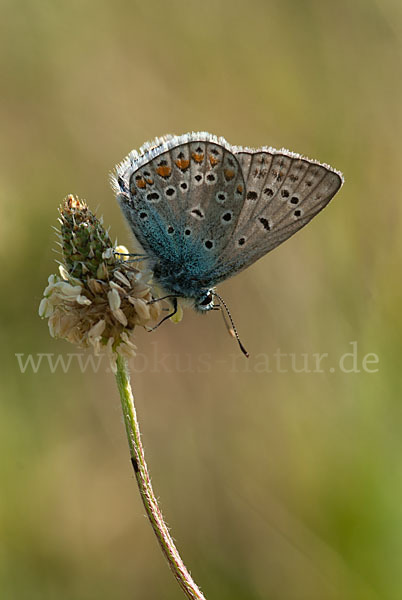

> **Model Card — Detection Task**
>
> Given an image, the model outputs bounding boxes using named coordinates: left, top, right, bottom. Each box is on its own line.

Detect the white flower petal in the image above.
left=48, top=313, right=60, bottom=338
left=52, top=281, right=83, bottom=298
left=87, top=278, right=104, bottom=294
left=102, top=247, right=114, bottom=260
left=117, top=342, right=137, bottom=359
left=114, top=270, right=131, bottom=287
left=43, top=274, right=61, bottom=296
left=88, top=319, right=106, bottom=339
left=112, top=308, right=128, bottom=326
left=39, top=297, right=53, bottom=318
left=130, top=297, right=150, bottom=321
left=109, top=281, right=126, bottom=294
left=149, top=301, right=162, bottom=321
left=58, top=265, right=69, bottom=280
left=88, top=320, right=106, bottom=355
left=76, top=295, right=92, bottom=306
left=120, top=331, right=137, bottom=350
left=107, top=288, right=121, bottom=311
left=131, top=281, right=150, bottom=294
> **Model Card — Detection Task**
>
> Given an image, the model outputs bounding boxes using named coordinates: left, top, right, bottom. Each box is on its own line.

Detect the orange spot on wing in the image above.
left=175, top=158, right=190, bottom=171
left=209, top=155, right=219, bottom=167
left=156, top=165, right=172, bottom=178
left=136, top=178, right=146, bottom=188
left=236, top=184, right=243, bottom=194
left=145, top=178, right=154, bottom=185
left=224, top=168, right=235, bottom=181
left=192, top=152, right=204, bottom=163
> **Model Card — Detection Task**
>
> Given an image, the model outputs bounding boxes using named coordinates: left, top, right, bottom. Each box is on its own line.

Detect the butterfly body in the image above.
left=112, top=132, right=343, bottom=313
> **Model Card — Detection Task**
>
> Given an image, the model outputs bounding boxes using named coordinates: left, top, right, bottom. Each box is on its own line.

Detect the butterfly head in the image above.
left=194, top=289, right=214, bottom=312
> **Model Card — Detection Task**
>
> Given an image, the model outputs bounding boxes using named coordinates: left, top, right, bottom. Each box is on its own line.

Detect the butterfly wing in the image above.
left=113, top=133, right=246, bottom=291
left=113, top=134, right=343, bottom=293
left=204, top=148, right=343, bottom=283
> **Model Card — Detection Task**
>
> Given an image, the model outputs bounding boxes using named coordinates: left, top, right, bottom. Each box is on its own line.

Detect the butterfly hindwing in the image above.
left=206, top=149, right=342, bottom=281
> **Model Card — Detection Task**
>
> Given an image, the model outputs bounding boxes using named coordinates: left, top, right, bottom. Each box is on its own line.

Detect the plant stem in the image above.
left=115, top=354, right=206, bottom=600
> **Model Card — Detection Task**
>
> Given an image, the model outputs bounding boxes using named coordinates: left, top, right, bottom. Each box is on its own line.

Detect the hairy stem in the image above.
left=115, top=354, right=206, bottom=600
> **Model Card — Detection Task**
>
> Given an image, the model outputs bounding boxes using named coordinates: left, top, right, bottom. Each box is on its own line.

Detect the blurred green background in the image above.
left=1, top=0, right=402, bottom=598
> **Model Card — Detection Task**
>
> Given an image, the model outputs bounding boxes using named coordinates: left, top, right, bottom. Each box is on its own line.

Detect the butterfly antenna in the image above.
left=212, top=292, right=249, bottom=358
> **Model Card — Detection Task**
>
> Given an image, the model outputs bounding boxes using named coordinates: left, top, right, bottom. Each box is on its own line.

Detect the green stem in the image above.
left=115, top=354, right=206, bottom=600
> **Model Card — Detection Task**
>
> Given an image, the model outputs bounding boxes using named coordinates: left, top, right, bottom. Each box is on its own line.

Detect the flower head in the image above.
left=39, top=195, right=161, bottom=370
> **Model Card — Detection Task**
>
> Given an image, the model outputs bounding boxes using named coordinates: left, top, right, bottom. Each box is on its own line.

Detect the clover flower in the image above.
left=39, top=195, right=161, bottom=370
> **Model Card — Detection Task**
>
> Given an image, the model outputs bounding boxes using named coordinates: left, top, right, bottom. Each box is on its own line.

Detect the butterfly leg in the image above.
left=147, top=294, right=179, bottom=305
left=114, top=252, right=147, bottom=257
left=148, top=297, right=178, bottom=332
left=124, top=257, right=149, bottom=264
left=114, top=251, right=149, bottom=264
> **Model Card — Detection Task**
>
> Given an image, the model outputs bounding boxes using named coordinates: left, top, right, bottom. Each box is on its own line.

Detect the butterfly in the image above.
left=112, top=132, right=343, bottom=354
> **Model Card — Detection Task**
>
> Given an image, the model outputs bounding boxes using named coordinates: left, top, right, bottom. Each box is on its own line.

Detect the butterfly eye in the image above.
left=199, top=292, right=213, bottom=306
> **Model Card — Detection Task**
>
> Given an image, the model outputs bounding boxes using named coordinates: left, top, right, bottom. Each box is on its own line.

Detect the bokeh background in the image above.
left=1, top=1, right=402, bottom=598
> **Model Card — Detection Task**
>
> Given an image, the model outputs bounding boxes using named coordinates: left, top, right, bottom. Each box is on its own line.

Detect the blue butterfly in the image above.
left=112, top=132, right=343, bottom=354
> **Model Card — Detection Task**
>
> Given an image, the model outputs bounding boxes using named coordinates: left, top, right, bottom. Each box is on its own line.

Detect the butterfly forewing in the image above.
left=176, top=139, right=245, bottom=251
left=115, top=134, right=246, bottom=275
